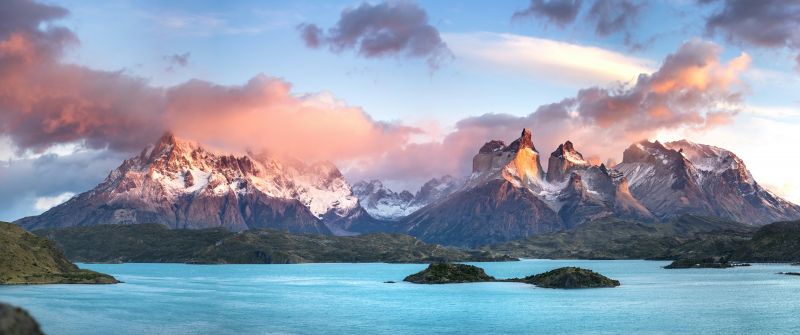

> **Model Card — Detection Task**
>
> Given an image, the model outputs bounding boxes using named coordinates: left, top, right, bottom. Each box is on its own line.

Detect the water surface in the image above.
left=1, top=260, right=798, bottom=334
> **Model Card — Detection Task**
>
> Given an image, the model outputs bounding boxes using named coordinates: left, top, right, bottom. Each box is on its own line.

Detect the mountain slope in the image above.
left=16, top=133, right=377, bottom=235
left=401, top=179, right=562, bottom=247
left=616, top=140, right=800, bottom=224
left=352, top=176, right=462, bottom=220
left=487, top=215, right=754, bottom=259
left=0, top=222, right=117, bottom=284
left=397, top=129, right=652, bottom=247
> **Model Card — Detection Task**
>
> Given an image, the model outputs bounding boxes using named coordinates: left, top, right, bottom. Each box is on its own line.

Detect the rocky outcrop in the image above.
left=557, top=166, right=655, bottom=227
left=15, top=133, right=376, bottom=235
left=0, top=303, right=43, bottom=335
left=470, top=128, right=545, bottom=188
left=403, top=263, right=495, bottom=284
left=546, top=141, right=589, bottom=183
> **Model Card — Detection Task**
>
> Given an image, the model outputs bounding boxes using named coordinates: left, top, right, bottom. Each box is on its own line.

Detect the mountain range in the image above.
left=15, top=129, right=800, bottom=247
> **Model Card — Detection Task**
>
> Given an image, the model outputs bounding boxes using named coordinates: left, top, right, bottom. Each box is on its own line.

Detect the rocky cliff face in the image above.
left=546, top=141, right=589, bottom=183
left=615, top=140, right=800, bottom=224
left=352, top=176, right=463, bottom=221
left=398, top=129, right=654, bottom=247
left=16, top=133, right=372, bottom=234
left=401, top=179, right=562, bottom=247
left=470, top=128, right=545, bottom=189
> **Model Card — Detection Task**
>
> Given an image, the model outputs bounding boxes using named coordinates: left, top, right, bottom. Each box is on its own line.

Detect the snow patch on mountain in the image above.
left=353, top=176, right=463, bottom=220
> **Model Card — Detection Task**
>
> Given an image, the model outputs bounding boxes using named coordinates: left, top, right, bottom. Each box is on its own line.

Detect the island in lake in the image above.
left=403, top=263, right=620, bottom=289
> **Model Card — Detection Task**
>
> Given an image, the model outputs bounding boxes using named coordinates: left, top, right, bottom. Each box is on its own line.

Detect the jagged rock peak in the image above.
left=545, top=140, right=589, bottom=183
left=551, top=140, right=584, bottom=159
left=519, top=128, right=534, bottom=150
left=559, top=172, right=586, bottom=200
left=504, top=128, right=537, bottom=153
left=479, top=140, right=506, bottom=154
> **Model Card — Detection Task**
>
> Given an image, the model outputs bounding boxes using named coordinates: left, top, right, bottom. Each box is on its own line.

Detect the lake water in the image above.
left=1, top=260, right=799, bottom=334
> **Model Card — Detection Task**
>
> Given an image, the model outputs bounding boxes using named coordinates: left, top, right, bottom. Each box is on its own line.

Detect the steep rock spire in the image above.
left=546, top=140, right=589, bottom=183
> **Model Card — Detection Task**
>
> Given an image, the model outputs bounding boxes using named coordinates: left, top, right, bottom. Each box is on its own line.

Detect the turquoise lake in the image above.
left=1, top=260, right=799, bottom=334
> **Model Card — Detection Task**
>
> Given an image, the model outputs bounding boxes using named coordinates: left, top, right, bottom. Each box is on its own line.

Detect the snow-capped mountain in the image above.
left=399, top=129, right=653, bottom=247
left=16, top=133, right=375, bottom=234
left=16, top=129, right=800, bottom=247
left=616, top=140, right=800, bottom=224
left=352, top=176, right=463, bottom=220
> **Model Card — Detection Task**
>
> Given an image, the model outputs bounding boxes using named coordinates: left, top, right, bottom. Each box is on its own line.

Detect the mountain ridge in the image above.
left=14, top=129, right=800, bottom=248
left=15, top=133, right=371, bottom=234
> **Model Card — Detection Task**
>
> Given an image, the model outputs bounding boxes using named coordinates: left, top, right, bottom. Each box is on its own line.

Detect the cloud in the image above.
left=164, top=76, right=418, bottom=162
left=0, top=149, right=127, bottom=221
left=0, top=0, right=412, bottom=163
left=586, top=0, right=642, bottom=36
left=0, top=0, right=166, bottom=154
left=164, top=52, right=190, bottom=71
left=703, top=0, right=800, bottom=70
left=444, top=32, right=656, bottom=85
left=34, top=192, right=75, bottom=211
left=142, top=12, right=268, bottom=37
left=165, top=52, right=190, bottom=66
left=353, top=39, right=750, bottom=185
left=297, top=1, right=452, bottom=70
left=512, top=0, right=583, bottom=27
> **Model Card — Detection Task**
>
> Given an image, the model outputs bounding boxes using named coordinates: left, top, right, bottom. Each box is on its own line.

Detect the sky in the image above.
left=1, top=0, right=800, bottom=221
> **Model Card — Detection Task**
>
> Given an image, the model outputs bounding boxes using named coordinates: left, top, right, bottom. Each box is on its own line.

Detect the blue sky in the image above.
left=51, top=0, right=798, bottom=123
left=1, top=0, right=799, bottom=220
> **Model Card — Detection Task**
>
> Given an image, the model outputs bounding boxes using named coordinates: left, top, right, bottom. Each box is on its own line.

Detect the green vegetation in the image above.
left=512, top=267, right=620, bottom=289
left=0, top=222, right=117, bottom=285
left=404, top=264, right=619, bottom=288
left=0, top=303, right=43, bottom=335
left=663, top=257, right=751, bottom=269
left=403, top=263, right=495, bottom=284
left=37, top=224, right=516, bottom=264
left=487, top=215, right=754, bottom=260
left=728, top=220, right=800, bottom=262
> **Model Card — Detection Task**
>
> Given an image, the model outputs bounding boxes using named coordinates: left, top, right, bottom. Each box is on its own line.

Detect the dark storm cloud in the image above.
left=512, top=0, right=583, bottom=27
left=297, top=2, right=452, bottom=70
left=703, top=0, right=800, bottom=69
left=586, top=0, right=642, bottom=36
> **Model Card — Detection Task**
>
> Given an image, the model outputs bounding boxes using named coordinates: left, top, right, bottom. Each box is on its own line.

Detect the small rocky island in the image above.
left=403, top=263, right=619, bottom=289
left=511, top=267, right=621, bottom=289
left=403, top=263, right=495, bottom=284
left=664, top=257, right=750, bottom=269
